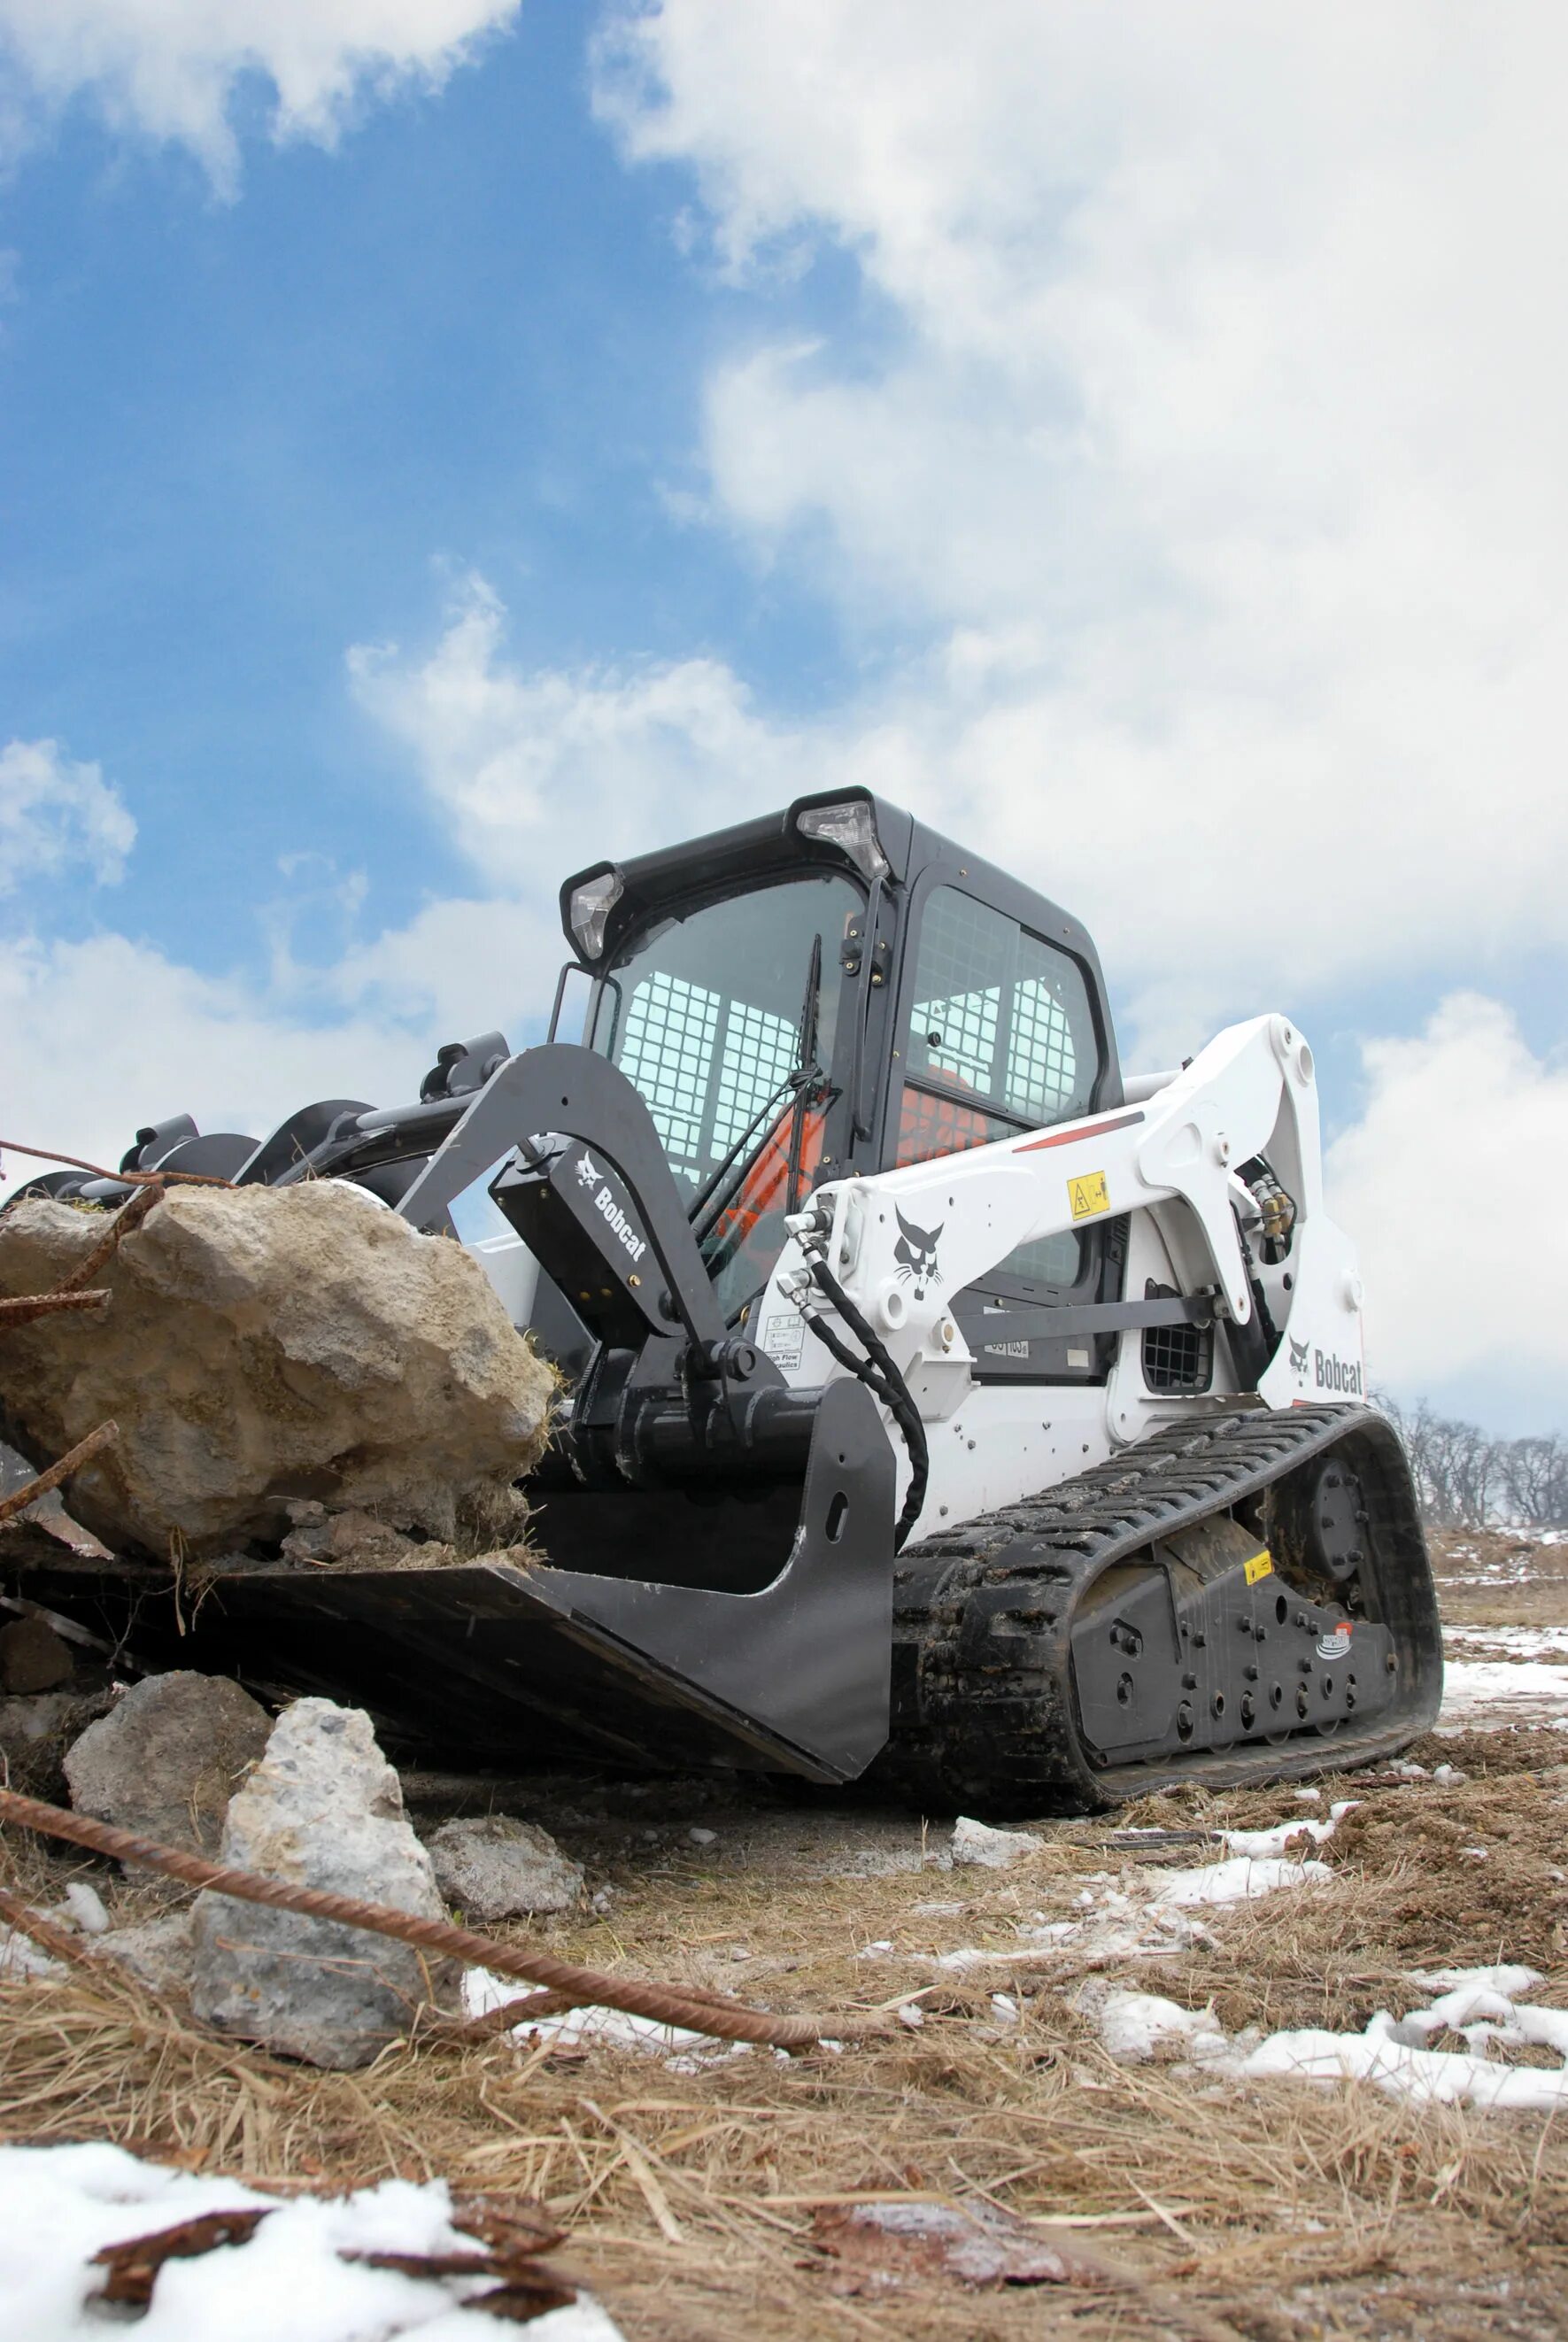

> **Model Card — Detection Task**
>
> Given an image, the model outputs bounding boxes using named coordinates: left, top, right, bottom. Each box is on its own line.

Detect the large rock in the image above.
left=0, top=1186, right=555, bottom=1559
left=427, top=1814, right=584, bottom=1919
left=191, top=1698, right=454, bottom=2068
left=64, top=1671, right=272, bottom=1854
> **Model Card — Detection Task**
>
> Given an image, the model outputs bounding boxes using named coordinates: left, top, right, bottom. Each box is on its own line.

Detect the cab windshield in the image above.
left=588, top=871, right=862, bottom=1314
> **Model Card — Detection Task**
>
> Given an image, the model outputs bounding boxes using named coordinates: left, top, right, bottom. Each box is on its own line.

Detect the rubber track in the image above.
left=878, top=1403, right=1438, bottom=1811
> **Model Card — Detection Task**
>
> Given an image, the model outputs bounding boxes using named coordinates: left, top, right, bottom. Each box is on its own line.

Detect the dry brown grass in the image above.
left=1428, top=1528, right=1568, bottom=1629
left=5, top=1919, right=1568, bottom=2341
left=4, top=1536, right=1567, bottom=2336
left=7, top=1745, right=1568, bottom=2341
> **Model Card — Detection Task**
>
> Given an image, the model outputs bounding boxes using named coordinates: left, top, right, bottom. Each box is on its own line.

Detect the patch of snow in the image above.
left=462, top=1968, right=749, bottom=2071
left=0, top=2142, right=624, bottom=2340
left=1236, top=1969, right=1568, bottom=2114
left=1152, top=1855, right=1334, bottom=1907
left=0, top=1926, right=62, bottom=1981
left=1440, top=1659, right=1568, bottom=1728
left=1027, top=1919, right=1078, bottom=1944
left=61, top=1883, right=109, bottom=1936
left=1098, top=1991, right=1226, bottom=2065
left=1404, top=1965, right=1544, bottom=1998
left=1244, top=2016, right=1568, bottom=2112
left=1444, top=1627, right=1568, bottom=1658
left=1221, top=1800, right=1356, bottom=1861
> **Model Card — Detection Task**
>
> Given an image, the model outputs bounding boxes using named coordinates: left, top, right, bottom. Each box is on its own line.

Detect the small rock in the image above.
left=427, top=1815, right=584, bottom=1920
left=279, top=1506, right=432, bottom=1572
left=951, top=1815, right=1044, bottom=1870
left=688, top=1827, right=717, bottom=1846
left=192, top=1698, right=455, bottom=2068
left=0, top=1616, right=73, bottom=1694
left=0, top=1689, right=112, bottom=1800
left=100, top=1910, right=196, bottom=1996
left=64, top=1671, right=271, bottom=1858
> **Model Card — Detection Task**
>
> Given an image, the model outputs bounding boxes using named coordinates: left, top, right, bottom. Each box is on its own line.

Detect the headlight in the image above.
left=795, top=799, right=889, bottom=883
left=568, top=869, right=623, bottom=961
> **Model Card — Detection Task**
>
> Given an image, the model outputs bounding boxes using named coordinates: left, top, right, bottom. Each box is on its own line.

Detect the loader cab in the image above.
left=558, top=788, right=1126, bottom=1377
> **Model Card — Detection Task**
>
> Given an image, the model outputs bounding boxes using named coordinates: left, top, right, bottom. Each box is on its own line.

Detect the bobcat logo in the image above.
left=1288, top=1335, right=1309, bottom=1380
left=893, top=1207, right=945, bottom=1301
left=575, top=1151, right=602, bottom=1190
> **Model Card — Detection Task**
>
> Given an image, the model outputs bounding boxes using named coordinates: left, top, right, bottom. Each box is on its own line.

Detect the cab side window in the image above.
left=897, top=885, right=1101, bottom=1289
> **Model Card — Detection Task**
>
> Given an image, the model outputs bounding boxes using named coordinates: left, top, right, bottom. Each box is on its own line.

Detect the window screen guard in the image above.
left=619, top=970, right=799, bottom=1187
left=901, top=885, right=1101, bottom=1297
left=906, top=886, right=1095, bottom=1128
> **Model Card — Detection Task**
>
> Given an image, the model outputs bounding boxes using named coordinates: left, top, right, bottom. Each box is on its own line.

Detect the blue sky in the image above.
left=3, top=2, right=1565, bottom=1435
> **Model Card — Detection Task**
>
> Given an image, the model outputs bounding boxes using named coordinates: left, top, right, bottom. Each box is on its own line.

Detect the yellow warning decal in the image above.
left=1068, top=1170, right=1110, bottom=1221
left=1244, top=1550, right=1274, bottom=1585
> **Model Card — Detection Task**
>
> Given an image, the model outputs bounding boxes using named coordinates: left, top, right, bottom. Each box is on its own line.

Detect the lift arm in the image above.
left=766, top=1011, right=1356, bottom=1408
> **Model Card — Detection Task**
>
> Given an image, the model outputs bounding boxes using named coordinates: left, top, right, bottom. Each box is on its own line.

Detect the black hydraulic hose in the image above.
left=800, top=1257, right=930, bottom=1551
left=798, top=1298, right=899, bottom=1406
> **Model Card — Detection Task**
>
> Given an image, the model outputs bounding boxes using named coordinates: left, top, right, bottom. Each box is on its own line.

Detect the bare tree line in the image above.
left=1377, top=1395, right=1568, bottom=1529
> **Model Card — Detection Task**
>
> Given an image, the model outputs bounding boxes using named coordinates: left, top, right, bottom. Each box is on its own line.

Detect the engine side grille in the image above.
left=1141, top=1290, right=1213, bottom=1394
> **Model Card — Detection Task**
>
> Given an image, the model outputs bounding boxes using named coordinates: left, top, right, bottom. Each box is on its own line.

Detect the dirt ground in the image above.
left=4, top=1525, right=1568, bottom=2340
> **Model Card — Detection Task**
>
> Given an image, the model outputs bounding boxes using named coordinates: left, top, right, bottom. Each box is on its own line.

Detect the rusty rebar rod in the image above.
left=0, top=1788, right=888, bottom=2048
left=440, top=1972, right=786, bottom=2046
left=0, top=1290, right=111, bottom=1328
left=58, top=1178, right=167, bottom=1289
left=0, top=1422, right=119, bottom=1528
left=0, top=1141, right=233, bottom=1190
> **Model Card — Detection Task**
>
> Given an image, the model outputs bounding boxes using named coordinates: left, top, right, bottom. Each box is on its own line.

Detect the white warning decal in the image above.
left=760, top=1314, right=806, bottom=1372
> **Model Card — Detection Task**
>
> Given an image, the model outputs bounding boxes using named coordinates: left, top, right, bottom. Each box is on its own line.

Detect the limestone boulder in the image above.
left=191, top=1697, right=455, bottom=2068
left=427, top=1814, right=584, bottom=1920
left=0, top=1186, right=556, bottom=1559
left=64, top=1671, right=272, bottom=1855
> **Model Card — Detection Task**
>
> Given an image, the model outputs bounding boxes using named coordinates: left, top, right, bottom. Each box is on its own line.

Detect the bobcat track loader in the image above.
left=5, top=791, right=1441, bottom=1808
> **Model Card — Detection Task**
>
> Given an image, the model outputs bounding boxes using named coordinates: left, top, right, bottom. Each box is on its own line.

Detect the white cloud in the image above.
left=2, top=575, right=812, bottom=1177
left=0, top=738, right=135, bottom=894
left=1326, top=996, right=1568, bottom=1409
left=0, top=0, right=520, bottom=183
left=0, top=927, right=419, bottom=1180
left=595, top=2, right=1568, bottom=1026
left=348, top=569, right=807, bottom=890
